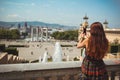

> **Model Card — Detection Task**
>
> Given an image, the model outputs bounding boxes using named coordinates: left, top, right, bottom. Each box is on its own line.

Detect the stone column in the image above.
left=46, top=27, right=48, bottom=42
left=36, top=27, right=39, bottom=41
left=41, top=27, right=43, bottom=42
left=31, top=27, right=34, bottom=41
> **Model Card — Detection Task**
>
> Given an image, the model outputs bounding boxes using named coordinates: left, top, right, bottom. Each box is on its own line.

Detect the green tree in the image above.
left=10, top=29, right=20, bottom=39
left=21, top=32, right=28, bottom=38
left=0, top=28, right=20, bottom=39
left=51, top=30, right=78, bottom=41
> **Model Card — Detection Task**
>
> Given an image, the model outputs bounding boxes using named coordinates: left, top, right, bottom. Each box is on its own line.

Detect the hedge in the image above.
left=0, top=44, right=5, bottom=52
left=4, top=47, right=18, bottom=56
left=8, top=45, right=26, bottom=47
left=109, top=44, right=120, bottom=54
left=61, top=45, right=73, bottom=47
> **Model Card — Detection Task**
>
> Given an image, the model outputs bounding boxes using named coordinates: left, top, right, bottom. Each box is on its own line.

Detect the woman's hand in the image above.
left=79, top=33, right=85, bottom=39
left=85, top=32, right=90, bottom=38
left=79, top=32, right=90, bottom=39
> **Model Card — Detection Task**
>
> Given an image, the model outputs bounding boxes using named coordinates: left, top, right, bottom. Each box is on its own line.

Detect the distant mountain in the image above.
left=0, top=21, right=78, bottom=30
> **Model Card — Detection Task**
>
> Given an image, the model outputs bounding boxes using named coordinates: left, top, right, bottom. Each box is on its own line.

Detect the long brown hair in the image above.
left=87, top=22, right=108, bottom=59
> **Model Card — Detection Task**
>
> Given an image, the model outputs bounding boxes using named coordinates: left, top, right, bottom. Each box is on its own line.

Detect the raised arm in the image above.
left=77, top=38, right=88, bottom=48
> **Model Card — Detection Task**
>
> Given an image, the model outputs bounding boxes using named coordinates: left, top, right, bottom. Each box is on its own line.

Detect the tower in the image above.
left=83, top=15, right=89, bottom=28
left=36, top=27, right=39, bottom=41
left=24, top=22, right=27, bottom=28
left=24, top=22, right=27, bottom=32
left=46, top=27, right=48, bottom=42
left=103, top=20, right=108, bottom=29
left=18, top=23, right=21, bottom=30
left=41, top=27, right=43, bottom=42
left=78, top=15, right=89, bottom=40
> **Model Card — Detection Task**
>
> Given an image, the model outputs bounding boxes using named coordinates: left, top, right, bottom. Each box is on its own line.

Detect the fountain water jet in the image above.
left=42, top=51, right=48, bottom=63
left=39, top=56, right=41, bottom=62
left=66, top=55, right=70, bottom=61
left=52, top=42, right=62, bottom=62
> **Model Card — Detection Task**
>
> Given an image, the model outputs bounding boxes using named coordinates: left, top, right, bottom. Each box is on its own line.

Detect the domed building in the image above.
left=78, top=15, right=89, bottom=40
left=103, top=20, right=109, bottom=29
left=78, top=15, right=120, bottom=43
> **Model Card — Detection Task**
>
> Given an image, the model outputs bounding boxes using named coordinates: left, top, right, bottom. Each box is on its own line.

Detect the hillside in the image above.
left=0, top=21, right=78, bottom=30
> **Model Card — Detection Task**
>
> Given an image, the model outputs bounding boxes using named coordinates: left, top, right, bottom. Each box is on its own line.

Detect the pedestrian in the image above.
left=77, top=22, right=109, bottom=80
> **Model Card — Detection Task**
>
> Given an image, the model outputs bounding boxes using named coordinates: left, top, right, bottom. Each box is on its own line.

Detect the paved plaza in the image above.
left=0, top=32, right=120, bottom=62
left=3, top=41, right=81, bottom=61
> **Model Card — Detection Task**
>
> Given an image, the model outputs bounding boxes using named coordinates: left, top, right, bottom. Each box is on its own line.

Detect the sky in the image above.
left=0, top=0, right=120, bottom=28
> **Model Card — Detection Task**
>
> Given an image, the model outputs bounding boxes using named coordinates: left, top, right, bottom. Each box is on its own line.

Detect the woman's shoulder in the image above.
left=84, top=37, right=89, bottom=44
left=77, top=38, right=88, bottom=48
left=84, top=38, right=89, bottom=48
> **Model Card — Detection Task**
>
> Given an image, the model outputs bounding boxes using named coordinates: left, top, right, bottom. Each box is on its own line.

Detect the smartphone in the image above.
left=83, top=27, right=86, bottom=35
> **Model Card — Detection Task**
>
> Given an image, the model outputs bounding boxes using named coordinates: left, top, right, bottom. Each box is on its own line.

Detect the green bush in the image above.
left=73, top=57, right=79, bottom=61
left=48, top=57, right=53, bottom=62
left=51, top=30, right=78, bottom=41
left=62, top=58, right=67, bottom=61
left=0, top=28, right=20, bottom=39
left=111, top=45, right=118, bottom=53
left=4, top=47, right=18, bottom=56
left=21, top=60, right=29, bottom=63
left=61, top=45, right=73, bottom=47
left=8, top=45, right=25, bottom=47
left=119, top=44, right=120, bottom=52
left=0, top=44, right=5, bottom=52
left=109, top=43, right=120, bottom=53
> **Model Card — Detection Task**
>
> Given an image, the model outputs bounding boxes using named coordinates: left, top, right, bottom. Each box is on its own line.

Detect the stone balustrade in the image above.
left=0, top=60, right=120, bottom=80
left=0, top=53, right=28, bottom=64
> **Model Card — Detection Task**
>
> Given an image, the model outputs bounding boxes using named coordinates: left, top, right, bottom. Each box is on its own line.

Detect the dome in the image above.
left=83, top=15, right=89, bottom=20
left=103, top=20, right=108, bottom=24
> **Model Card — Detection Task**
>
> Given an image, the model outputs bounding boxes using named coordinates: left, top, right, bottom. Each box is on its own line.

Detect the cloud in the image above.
left=5, top=2, right=35, bottom=6
left=42, top=4, right=51, bottom=8
left=0, top=8, right=5, bottom=11
left=7, top=14, right=25, bottom=19
left=31, top=3, right=35, bottom=6
left=8, top=14, right=19, bottom=18
left=5, top=14, right=28, bottom=21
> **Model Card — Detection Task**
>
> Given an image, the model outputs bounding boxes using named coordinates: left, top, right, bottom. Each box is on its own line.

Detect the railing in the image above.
left=0, top=60, right=120, bottom=80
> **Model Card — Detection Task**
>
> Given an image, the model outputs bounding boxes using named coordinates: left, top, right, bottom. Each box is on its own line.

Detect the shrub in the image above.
left=8, top=45, right=25, bottom=47
left=113, top=38, right=119, bottom=44
left=61, top=45, right=73, bottom=47
left=109, top=43, right=120, bottom=54
left=73, top=57, right=79, bottom=61
left=0, top=44, right=5, bottom=52
left=4, top=47, right=18, bottom=56
left=48, top=57, right=53, bottom=62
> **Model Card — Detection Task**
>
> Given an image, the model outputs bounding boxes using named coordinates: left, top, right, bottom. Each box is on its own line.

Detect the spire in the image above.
left=103, top=20, right=108, bottom=29
left=82, top=14, right=89, bottom=28
left=103, top=19, right=108, bottom=24
left=83, top=14, right=89, bottom=20
left=24, top=22, right=27, bottom=28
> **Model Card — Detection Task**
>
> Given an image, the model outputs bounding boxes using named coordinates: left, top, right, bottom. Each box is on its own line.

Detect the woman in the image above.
left=77, top=22, right=109, bottom=80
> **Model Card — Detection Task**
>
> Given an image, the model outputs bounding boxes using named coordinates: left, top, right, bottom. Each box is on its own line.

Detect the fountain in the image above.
left=39, top=56, right=41, bottom=62
left=42, top=51, right=48, bottom=63
left=66, top=55, right=69, bottom=61
left=52, top=42, right=62, bottom=62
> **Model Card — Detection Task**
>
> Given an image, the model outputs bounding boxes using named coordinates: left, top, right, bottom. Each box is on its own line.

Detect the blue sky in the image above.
left=0, top=0, right=120, bottom=28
